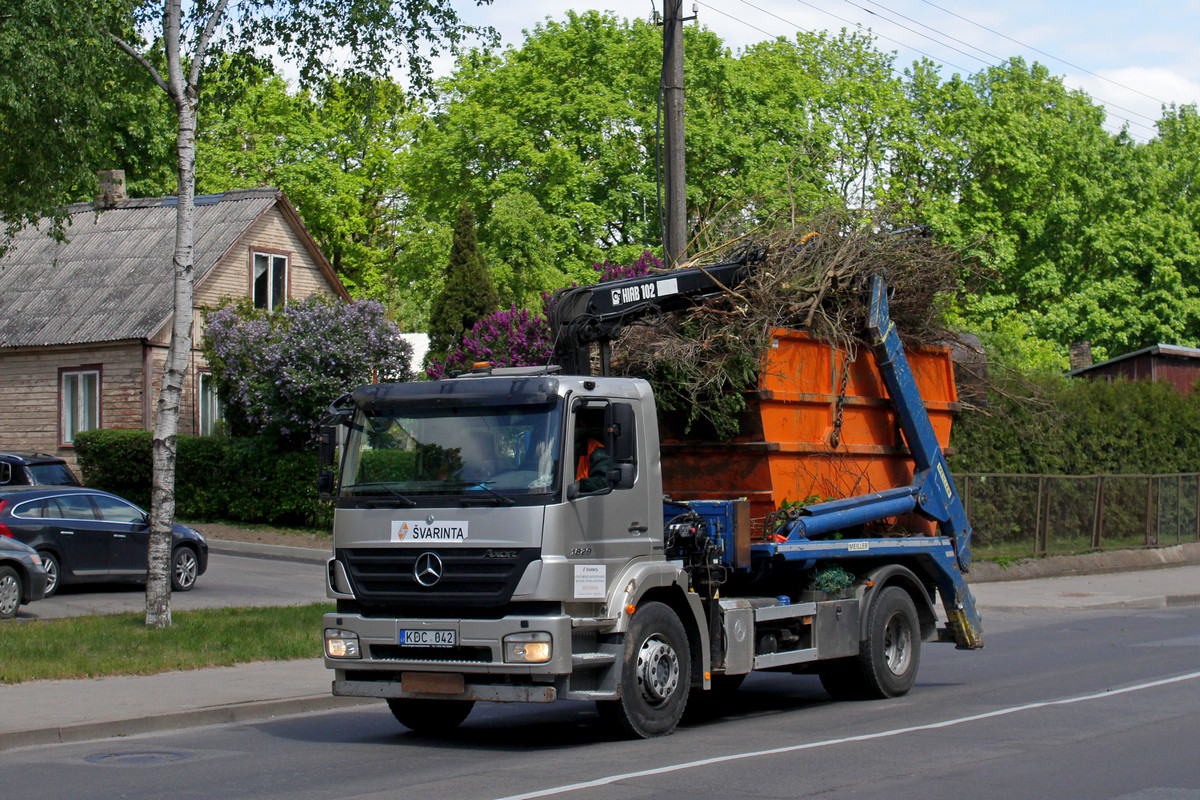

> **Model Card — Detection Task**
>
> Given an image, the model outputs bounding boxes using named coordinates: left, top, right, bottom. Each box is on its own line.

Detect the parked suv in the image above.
left=0, top=452, right=82, bottom=487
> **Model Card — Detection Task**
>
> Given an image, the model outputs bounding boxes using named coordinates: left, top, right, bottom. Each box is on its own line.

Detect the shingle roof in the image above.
left=0, top=189, right=280, bottom=348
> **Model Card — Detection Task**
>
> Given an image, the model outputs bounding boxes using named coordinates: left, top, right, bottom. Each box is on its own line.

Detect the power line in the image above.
left=916, top=0, right=1171, bottom=108
left=699, top=0, right=1158, bottom=137
left=857, top=0, right=1160, bottom=131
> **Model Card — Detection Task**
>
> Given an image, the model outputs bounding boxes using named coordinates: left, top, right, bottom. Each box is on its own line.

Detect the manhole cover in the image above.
left=85, top=751, right=193, bottom=766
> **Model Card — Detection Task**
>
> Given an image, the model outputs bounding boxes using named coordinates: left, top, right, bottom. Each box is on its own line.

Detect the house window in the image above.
left=253, top=251, right=288, bottom=310
left=61, top=367, right=100, bottom=445
left=198, top=372, right=225, bottom=435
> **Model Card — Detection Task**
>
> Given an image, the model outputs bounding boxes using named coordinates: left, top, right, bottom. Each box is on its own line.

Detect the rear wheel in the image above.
left=597, top=601, right=691, bottom=738
left=38, top=551, right=60, bottom=598
left=818, top=586, right=921, bottom=700
left=0, top=565, right=21, bottom=620
left=386, top=698, right=475, bottom=734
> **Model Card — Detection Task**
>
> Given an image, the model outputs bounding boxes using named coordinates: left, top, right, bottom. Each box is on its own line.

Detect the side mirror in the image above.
left=607, top=463, right=636, bottom=490
left=606, top=403, right=636, bottom=463
left=318, top=425, right=337, bottom=469
left=316, top=470, right=336, bottom=499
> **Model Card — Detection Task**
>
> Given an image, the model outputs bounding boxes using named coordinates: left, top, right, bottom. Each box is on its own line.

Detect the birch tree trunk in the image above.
left=145, top=0, right=201, bottom=628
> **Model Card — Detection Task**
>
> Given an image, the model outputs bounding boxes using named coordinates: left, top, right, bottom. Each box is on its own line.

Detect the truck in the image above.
left=317, top=261, right=983, bottom=738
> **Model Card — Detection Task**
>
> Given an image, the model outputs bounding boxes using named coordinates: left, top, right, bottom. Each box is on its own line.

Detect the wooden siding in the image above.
left=0, top=342, right=146, bottom=471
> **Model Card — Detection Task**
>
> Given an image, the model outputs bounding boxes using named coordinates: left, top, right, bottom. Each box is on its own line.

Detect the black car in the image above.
left=0, top=535, right=49, bottom=619
left=0, top=487, right=208, bottom=597
left=0, top=452, right=82, bottom=487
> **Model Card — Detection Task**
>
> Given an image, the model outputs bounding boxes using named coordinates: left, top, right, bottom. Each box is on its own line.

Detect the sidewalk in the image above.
left=3, top=541, right=1200, bottom=752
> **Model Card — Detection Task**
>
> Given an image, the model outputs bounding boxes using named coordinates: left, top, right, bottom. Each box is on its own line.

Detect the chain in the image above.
left=828, top=352, right=850, bottom=449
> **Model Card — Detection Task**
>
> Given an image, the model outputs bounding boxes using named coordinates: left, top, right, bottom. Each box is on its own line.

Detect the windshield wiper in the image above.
left=453, top=481, right=517, bottom=507
left=343, top=482, right=418, bottom=507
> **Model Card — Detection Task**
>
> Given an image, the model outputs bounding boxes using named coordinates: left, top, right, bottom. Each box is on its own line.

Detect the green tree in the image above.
left=428, top=202, right=499, bottom=363
left=0, top=0, right=175, bottom=250
left=197, top=65, right=421, bottom=298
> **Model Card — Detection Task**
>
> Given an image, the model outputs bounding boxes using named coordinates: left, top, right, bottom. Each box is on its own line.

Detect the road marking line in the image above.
left=494, top=670, right=1200, bottom=800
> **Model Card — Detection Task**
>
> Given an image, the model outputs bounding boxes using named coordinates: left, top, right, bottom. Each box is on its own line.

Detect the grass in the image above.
left=0, top=603, right=333, bottom=684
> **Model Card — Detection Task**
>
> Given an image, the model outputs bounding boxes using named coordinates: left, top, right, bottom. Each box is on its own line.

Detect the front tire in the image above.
left=0, top=565, right=21, bottom=620
left=597, top=601, right=691, bottom=738
left=386, top=698, right=475, bottom=734
left=171, top=547, right=199, bottom=591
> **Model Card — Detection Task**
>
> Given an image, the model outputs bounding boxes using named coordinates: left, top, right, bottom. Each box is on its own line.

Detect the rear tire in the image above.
left=0, top=565, right=21, bottom=620
left=386, top=698, right=474, bottom=734
left=597, top=601, right=691, bottom=738
left=819, top=586, right=921, bottom=700
left=38, top=551, right=60, bottom=598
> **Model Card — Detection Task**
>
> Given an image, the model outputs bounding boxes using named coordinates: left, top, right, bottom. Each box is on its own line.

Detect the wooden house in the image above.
left=0, top=182, right=349, bottom=468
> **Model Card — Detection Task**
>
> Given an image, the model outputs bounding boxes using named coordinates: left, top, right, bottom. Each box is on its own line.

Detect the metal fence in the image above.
left=954, top=473, right=1200, bottom=557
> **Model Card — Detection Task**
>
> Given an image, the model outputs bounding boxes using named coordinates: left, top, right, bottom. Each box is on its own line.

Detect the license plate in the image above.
left=399, top=629, right=456, bottom=647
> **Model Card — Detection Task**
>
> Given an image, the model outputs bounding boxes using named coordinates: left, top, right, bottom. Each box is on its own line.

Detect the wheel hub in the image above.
left=0, top=573, right=18, bottom=616
left=883, top=613, right=913, bottom=675
left=636, top=634, right=680, bottom=705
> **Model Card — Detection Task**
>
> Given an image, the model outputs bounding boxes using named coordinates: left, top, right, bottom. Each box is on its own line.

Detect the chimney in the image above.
left=1069, top=340, right=1093, bottom=371
left=95, top=169, right=127, bottom=208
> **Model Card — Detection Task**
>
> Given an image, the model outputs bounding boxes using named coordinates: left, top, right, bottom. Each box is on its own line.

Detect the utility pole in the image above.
left=662, top=0, right=688, bottom=267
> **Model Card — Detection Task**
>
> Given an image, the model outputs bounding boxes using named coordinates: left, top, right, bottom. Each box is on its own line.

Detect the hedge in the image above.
left=948, top=373, right=1200, bottom=475
left=73, top=429, right=330, bottom=527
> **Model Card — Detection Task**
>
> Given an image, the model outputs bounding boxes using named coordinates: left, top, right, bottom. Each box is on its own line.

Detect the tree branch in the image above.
left=188, top=0, right=230, bottom=88
left=109, top=32, right=168, bottom=94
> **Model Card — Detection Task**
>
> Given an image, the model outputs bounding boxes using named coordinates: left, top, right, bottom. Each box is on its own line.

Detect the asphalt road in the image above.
left=4, top=604, right=1200, bottom=799
left=16, top=551, right=328, bottom=618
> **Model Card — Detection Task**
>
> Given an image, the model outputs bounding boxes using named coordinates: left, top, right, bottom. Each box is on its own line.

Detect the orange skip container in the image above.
left=659, top=329, right=959, bottom=536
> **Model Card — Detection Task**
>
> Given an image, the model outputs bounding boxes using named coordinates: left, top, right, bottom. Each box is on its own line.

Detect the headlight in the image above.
left=324, top=628, right=361, bottom=659
left=503, top=632, right=551, bottom=663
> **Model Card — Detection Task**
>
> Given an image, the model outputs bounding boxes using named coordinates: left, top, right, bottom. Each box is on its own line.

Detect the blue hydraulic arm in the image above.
left=865, top=274, right=973, bottom=573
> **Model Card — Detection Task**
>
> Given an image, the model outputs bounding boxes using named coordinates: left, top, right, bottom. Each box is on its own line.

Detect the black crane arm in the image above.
left=547, top=259, right=755, bottom=375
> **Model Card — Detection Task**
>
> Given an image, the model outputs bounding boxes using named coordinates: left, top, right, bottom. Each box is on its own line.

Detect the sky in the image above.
left=453, top=0, right=1200, bottom=141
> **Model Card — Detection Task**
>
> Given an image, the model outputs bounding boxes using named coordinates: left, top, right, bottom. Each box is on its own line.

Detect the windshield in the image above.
left=339, top=401, right=562, bottom=504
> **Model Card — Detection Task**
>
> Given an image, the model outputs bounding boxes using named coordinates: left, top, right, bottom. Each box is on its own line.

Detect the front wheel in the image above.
left=386, top=698, right=475, bottom=734
left=0, top=565, right=21, bottom=620
left=597, top=601, right=691, bottom=738
left=171, top=547, right=199, bottom=591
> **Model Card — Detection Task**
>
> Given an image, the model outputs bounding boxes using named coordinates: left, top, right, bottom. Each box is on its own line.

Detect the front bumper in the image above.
left=323, top=611, right=621, bottom=702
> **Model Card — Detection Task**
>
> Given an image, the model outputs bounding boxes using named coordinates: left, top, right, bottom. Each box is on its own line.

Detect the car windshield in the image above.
left=339, top=401, right=562, bottom=502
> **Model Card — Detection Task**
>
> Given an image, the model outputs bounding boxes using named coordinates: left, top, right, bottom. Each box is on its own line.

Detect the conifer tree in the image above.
left=427, top=201, right=499, bottom=365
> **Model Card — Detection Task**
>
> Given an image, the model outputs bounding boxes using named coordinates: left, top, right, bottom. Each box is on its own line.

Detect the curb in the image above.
left=208, top=539, right=328, bottom=565
left=0, top=695, right=379, bottom=753
left=969, top=541, right=1200, bottom=582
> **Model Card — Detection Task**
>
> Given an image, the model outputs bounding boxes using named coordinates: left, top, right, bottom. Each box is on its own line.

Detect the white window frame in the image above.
left=253, top=251, right=289, bottom=311
left=60, top=367, right=100, bottom=446
left=198, top=372, right=225, bottom=436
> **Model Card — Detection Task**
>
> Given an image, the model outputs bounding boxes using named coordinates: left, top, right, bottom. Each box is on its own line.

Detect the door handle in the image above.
left=60, top=530, right=74, bottom=536
left=114, top=534, right=126, bottom=539
left=628, top=522, right=649, bottom=534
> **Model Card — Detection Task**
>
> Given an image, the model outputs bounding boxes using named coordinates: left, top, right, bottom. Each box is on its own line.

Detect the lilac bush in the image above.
left=427, top=251, right=661, bottom=378
left=203, top=296, right=413, bottom=446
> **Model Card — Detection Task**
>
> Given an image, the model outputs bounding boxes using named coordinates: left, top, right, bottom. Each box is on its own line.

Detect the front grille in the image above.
left=370, top=644, right=493, bottom=663
left=339, top=547, right=539, bottom=609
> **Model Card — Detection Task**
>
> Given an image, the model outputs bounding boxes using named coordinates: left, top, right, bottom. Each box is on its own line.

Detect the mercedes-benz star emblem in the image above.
left=414, top=552, right=443, bottom=587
